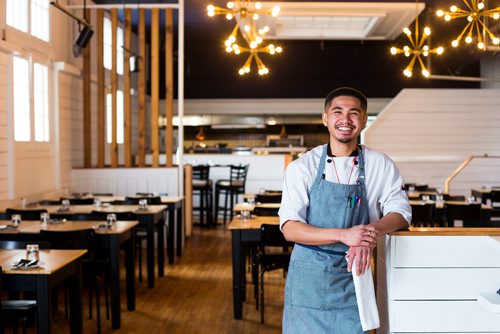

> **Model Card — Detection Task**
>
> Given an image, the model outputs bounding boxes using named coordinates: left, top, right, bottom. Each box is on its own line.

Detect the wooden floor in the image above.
left=49, top=225, right=285, bottom=333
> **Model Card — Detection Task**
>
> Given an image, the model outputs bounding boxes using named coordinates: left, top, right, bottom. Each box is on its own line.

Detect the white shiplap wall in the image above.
left=0, top=52, right=8, bottom=200
left=364, top=88, right=500, bottom=196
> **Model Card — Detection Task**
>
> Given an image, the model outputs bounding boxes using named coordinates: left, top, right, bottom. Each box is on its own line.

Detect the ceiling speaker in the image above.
left=75, top=25, right=94, bottom=49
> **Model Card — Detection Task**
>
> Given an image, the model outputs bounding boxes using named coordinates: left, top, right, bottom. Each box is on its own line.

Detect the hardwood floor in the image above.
left=50, top=225, right=285, bottom=333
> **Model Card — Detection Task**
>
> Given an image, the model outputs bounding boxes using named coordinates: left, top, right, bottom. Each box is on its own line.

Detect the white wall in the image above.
left=0, top=52, right=8, bottom=201
left=364, top=88, right=500, bottom=196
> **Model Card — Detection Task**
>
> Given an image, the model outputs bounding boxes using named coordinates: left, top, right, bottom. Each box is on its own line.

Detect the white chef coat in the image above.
left=279, top=144, right=411, bottom=229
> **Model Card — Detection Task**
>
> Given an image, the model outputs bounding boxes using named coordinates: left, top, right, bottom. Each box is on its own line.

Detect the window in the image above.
left=103, top=16, right=124, bottom=74
left=12, top=56, right=50, bottom=142
left=6, top=0, right=50, bottom=42
left=106, top=91, right=124, bottom=144
left=13, top=57, right=30, bottom=142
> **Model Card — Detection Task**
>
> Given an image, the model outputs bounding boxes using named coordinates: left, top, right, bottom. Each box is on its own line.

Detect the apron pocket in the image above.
left=324, top=269, right=357, bottom=310
left=287, top=260, right=326, bottom=310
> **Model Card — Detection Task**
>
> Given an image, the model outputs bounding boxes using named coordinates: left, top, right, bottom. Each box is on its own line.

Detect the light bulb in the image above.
left=467, top=15, right=473, bottom=22
left=226, top=13, right=233, bottom=20
left=424, top=27, right=431, bottom=35
left=263, top=26, right=270, bottom=32
left=422, top=69, right=430, bottom=77
left=226, top=46, right=232, bottom=52
left=423, top=45, right=429, bottom=51
left=244, top=67, right=250, bottom=73
left=239, top=68, right=245, bottom=75
left=436, top=10, right=444, bottom=17
left=250, top=41, right=257, bottom=48
left=437, top=47, right=444, bottom=54
left=272, top=6, right=280, bottom=16
left=390, top=47, right=398, bottom=55
left=225, top=40, right=232, bottom=47
left=423, top=51, right=429, bottom=57
left=403, top=27, right=411, bottom=36
left=227, top=2, right=233, bottom=9
left=493, top=13, right=500, bottom=20
left=404, top=69, right=412, bottom=77
left=445, top=14, right=451, bottom=21
left=208, top=11, right=215, bottom=17
left=207, top=5, right=215, bottom=11
left=276, top=46, right=282, bottom=53
left=478, top=42, right=485, bottom=49
left=450, top=5, right=457, bottom=12
left=234, top=49, right=240, bottom=54
left=256, top=37, right=262, bottom=44
left=244, top=25, right=250, bottom=32
left=478, top=2, right=484, bottom=10
left=465, top=36, right=472, bottom=43
left=404, top=51, right=411, bottom=57
left=255, top=2, right=262, bottom=10
left=253, top=14, right=259, bottom=20
left=493, top=37, right=500, bottom=45
left=229, top=36, right=236, bottom=42
left=269, top=49, right=275, bottom=55
left=403, top=46, right=410, bottom=52
left=452, top=40, right=459, bottom=47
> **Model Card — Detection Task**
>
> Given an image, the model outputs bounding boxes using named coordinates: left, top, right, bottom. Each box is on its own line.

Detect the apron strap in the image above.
left=296, top=243, right=347, bottom=256
left=313, top=144, right=328, bottom=186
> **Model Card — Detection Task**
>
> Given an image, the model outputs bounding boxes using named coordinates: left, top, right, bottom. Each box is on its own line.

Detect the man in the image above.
left=279, top=87, right=411, bottom=333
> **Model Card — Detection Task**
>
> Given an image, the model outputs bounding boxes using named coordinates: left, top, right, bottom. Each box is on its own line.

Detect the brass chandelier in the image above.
left=436, top=0, right=500, bottom=49
left=207, top=1, right=283, bottom=75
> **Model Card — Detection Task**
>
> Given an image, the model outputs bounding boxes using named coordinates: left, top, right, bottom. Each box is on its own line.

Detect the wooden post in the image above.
left=137, top=9, right=146, bottom=167
left=97, top=9, right=105, bottom=167
left=165, top=9, right=174, bottom=167
left=111, top=9, right=118, bottom=167
left=123, top=8, right=132, bottom=167
left=151, top=9, right=160, bottom=167
left=184, top=164, right=193, bottom=236
left=83, top=9, right=92, bottom=168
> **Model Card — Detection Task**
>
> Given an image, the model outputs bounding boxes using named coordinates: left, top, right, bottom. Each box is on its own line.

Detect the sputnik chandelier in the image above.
left=207, top=1, right=282, bottom=75
left=390, top=16, right=444, bottom=78
left=436, top=1, right=500, bottom=50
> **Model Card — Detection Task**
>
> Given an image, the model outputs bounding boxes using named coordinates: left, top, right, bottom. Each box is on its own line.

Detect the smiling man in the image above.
left=279, top=87, right=411, bottom=333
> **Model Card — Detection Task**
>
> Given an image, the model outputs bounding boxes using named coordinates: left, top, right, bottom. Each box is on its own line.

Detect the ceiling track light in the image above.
left=50, top=1, right=91, bottom=29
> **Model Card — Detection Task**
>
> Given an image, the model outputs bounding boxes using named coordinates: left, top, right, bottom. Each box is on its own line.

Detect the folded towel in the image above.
left=350, top=257, right=380, bottom=331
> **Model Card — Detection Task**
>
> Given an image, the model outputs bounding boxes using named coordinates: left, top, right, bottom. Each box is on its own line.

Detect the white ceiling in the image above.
left=259, top=2, right=425, bottom=41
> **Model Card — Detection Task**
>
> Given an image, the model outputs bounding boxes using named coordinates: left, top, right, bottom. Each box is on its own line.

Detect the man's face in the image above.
left=322, top=95, right=367, bottom=144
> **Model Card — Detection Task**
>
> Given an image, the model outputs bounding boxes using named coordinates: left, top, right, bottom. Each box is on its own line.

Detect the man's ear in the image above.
left=322, top=112, right=328, bottom=127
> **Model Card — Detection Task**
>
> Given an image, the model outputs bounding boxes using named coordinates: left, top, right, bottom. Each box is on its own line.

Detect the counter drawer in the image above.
left=391, top=300, right=500, bottom=332
left=393, top=236, right=500, bottom=267
left=391, top=268, right=500, bottom=299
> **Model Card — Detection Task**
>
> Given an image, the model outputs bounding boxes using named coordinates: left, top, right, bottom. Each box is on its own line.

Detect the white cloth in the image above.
left=350, top=257, right=380, bottom=331
left=279, top=144, right=411, bottom=230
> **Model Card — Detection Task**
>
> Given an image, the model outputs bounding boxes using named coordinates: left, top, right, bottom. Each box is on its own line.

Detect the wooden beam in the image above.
left=111, top=8, right=118, bottom=167
left=97, top=9, right=105, bottom=168
left=123, top=8, right=132, bottom=167
left=165, top=9, right=174, bottom=167
left=151, top=8, right=160, bottom=167
left=137, top=8, right=146, bottom=167
left=83, top=8, right=92, bottom=168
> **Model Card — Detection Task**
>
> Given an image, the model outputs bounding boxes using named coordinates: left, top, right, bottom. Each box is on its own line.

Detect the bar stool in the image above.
left=444, top=203, right=481, bottom=227
left=215, top=164, right=249, bottom=224
left=192, top=165, right=213, bottom=226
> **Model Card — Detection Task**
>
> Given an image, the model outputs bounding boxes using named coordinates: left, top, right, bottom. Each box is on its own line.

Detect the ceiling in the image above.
left=88, top=0, right=496, bottom=99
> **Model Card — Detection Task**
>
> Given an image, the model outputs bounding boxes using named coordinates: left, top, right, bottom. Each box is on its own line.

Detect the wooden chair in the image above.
left=5, top=209, right=48, bottom=221
left=410, top=203, right=435, bottom=227
left=444, top=203, right=482, bottom=227
left=192, top=165, right=213, bottom=226
left=215, top=164, right=249, bottom=224
left=254, top=224, right=293, bottom=323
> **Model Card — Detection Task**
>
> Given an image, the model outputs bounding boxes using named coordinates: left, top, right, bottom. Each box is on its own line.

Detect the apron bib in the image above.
left=283, top=144, right=370, bottom=334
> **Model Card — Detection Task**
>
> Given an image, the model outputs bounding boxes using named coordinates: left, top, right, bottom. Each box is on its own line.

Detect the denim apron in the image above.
left=283, top=144, right=370, bottom=334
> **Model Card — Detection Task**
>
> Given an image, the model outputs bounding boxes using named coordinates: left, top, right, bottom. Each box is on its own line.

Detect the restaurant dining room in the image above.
left=0, top=0, right=499, bottom=333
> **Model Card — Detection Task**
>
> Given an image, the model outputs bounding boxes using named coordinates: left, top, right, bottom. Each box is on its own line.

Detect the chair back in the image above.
left=260, top=224, right=293, bottom=248
left=410, top=203, right=435, bottom=226
left=71, top=212, right=108, bottom=221
left=254, top=207, right=279, bottom=217
left=93, top=193, right=113, bottom=196
left=124, top=196, right=162, bottom=205
left=0, top=240, right=50, bottom=250
left=40, top=228, right=96, bottom=252
left=491, top=190, right=500, bottom=203
left=90, top=211, right=136, bottom=221
left=38, top=200, right=62, bottom=205
left=65, top=198, right=94, bottom=205
left=443, top=194, right=466, bottom=201
left=0, top=213, right=10, bottom=220
left=445, top=203, right=482, bottom=227
left=229, top=164, right=249, bottom=189
left=192, top=165, right=210, bottom=181
left=5, top=208, right=48, bottom=221
left=255, top=194, right=282, bottom=204
left=136, top=192, right=154, bottom=197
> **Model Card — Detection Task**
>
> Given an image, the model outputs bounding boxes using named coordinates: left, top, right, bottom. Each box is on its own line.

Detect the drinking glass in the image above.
left=26, top=244, right=39, bottom=262
left=467, top=196, right=476, bottom=204
left=62, top=199, right=70, bottom=210
left=11, top=214, right=21, bottom=226
left=240, top=203, right=251, bottom=222
left=106, top=213, right=117, bottom=227
left=139, top=199, right=148, bottom=210
left=40, top=212, right=50, bottom=225
left=93, top=198, right=102, bottom=207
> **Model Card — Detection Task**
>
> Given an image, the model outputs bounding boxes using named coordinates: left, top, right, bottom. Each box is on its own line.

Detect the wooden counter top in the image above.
left=390, top=227, right=500, bottom=236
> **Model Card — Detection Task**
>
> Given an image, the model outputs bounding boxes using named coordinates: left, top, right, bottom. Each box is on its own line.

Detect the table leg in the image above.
left=36, top=276, right=52, bottom=334
left=157, top=216, right=165, bottom=277
left=67, top=261, right=83, bottom=334
left=176, top=206, right=183, bottom=257
left=146, top=218, right=155, bottom=288
left=231, top=230, right=244, bottom=319
left=125, top=234, right=136, bottom=310
left=168, top=209, right=175, bottom=264
left=109, top=236, right=121, bottom=329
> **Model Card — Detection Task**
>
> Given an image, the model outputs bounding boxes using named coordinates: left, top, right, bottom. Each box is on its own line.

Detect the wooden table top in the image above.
left=0, top=249, right=87, bottom=275
left=233, top=202, right=280, bottom=212
left=390, top=227, right=500, bottom=236
left=8, top=204, right=167, bottom=215
left=228, top=216, right=279, bottom=230
left=0, top=220, right=138, bottom=235
left=45, top=194, right=184, bottom=204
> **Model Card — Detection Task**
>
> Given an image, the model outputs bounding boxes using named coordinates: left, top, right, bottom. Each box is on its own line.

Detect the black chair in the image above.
left=65, top=198, right=94, bottom=205
left=253, top=207, right=279, bottom=217
left=37, top=200, right=61, bottom=205
left=443, top=194, right=466, bottom=201
left=124, top=196, right=162, bottom=205
left=0, top=213, right=9, bottom=220
left=192, top=165, right=213, bottom=226
left=491, top=190, right=500, bottom=218
left=93, top=193, right=113, bottom=197
left=254, top=224, right=293, bottom=323
left=255, top=193, right=282, bottom=204
left=444, top=203, right=482, bottom=227
left=410, top=203, right=435, bottom=227
left=135, top=193, right=153, bottom=197
left=40, top=229, right=106, bottom=334
left=5, top=209, right=47, bottom=221
left=0, top=267, right=37, bottom=334
left=215, top=164, right=249, bottom=224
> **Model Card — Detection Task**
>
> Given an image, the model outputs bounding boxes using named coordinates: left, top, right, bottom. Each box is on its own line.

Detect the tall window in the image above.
left=13, top=57, right=30, bottom=142
left=106, top=91, right=124, bottom=144
left=103, top=16, right=124, bottom=74
left=12, top=56, right=50, bottom=142
left=6, top=0, right=50, bottom=42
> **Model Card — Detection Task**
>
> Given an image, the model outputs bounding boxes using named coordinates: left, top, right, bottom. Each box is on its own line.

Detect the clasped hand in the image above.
left=341, top=225, right=378, bottom=276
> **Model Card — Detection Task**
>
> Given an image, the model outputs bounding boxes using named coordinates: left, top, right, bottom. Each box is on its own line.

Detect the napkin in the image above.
left=350, top=257, right=380, bottom=331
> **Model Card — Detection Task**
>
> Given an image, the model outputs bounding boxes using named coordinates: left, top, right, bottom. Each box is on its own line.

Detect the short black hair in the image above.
left=324, top=87, right=368, bottom=112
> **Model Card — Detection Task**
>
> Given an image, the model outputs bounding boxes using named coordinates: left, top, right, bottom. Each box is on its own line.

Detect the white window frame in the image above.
left=103, top=15, right=125, bottom=75
left=106, top=90, right=124, bottom=145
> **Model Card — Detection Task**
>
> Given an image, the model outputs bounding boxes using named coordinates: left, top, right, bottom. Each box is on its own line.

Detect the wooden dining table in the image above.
left=0, top=219, right=138, bottom=329
left=228, top=215, right=280, bottom=319
left=5, top=204, right=165, bottom=289
left=0, top=249, right=87, bottom=334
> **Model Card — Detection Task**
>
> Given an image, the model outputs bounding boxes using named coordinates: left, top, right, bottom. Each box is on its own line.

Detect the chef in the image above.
left=279, top=87, right=411, bottom=333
